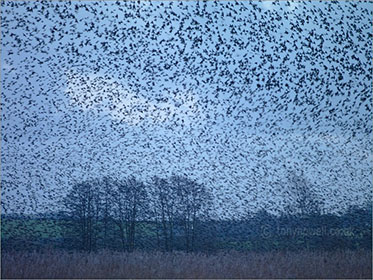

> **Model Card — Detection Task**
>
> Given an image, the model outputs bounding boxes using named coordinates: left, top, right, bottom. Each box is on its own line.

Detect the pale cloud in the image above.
left=288, top=1, right=299, bottom=11
left=262, top=0, right=299, bottom=12
left=262, top=1, right=275, bottom=10
left=64, top=70, right=203, bottom=126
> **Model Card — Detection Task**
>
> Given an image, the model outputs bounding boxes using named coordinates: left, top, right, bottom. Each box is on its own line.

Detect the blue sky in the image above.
left=1, top=0, right=372, bottom=217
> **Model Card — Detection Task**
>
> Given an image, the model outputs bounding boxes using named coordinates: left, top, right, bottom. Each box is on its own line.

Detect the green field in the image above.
left=1, top=218, right=65, bottom=239
left=2, top=212, right=371, bottom=253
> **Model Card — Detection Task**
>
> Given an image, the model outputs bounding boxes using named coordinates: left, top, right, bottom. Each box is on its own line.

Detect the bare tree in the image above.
left=151, top=176, right=176, bottom=251
left=98, top=176, right=116, bottom=248
left=110, top=176, right=147, bottom=252
left=63, top=180, right=101, bottom=251
left=151, top=175, right=212, bottom=252
left=171, top=175, right=212, bottom=251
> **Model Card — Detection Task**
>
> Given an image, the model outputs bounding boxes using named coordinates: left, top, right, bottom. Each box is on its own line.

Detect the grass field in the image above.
left=1, top=249, right=371, bottom=279
left=1, top=218, right=65, bottom=239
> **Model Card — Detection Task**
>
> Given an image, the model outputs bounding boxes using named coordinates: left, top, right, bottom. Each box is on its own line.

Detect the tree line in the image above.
left=1, top=172, right=371, bottom=253
left=62, top=175, right=212, bottom=252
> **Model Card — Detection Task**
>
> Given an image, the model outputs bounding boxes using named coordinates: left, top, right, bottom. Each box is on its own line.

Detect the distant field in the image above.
left=1, top=218, right=157, bottom=250
left=1, top=219, right=65, bottom=239
left=2, top=249, right=371, bottom=279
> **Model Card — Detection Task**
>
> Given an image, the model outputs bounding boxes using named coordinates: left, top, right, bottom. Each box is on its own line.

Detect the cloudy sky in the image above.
left=1, top=0, right=372, bottom=217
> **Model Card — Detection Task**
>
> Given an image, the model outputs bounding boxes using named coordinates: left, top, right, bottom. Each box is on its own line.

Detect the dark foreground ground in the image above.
left=1, top=249, right=372, bottom=279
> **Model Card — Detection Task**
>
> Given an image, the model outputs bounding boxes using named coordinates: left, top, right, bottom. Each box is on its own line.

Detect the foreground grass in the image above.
left=1, top=249, right=371, bottom=279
